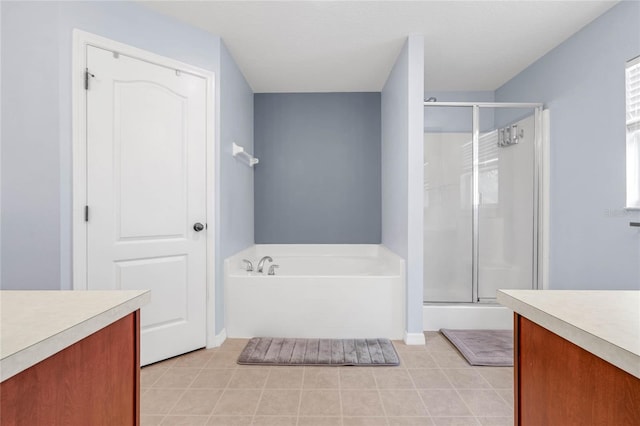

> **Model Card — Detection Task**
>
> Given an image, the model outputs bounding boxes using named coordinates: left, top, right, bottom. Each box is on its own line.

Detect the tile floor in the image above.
left=141, top=332, right=514, bottom=426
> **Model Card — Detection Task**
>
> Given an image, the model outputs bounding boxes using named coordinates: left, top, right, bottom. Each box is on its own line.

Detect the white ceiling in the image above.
left=143, top=0, right=618, bottom=93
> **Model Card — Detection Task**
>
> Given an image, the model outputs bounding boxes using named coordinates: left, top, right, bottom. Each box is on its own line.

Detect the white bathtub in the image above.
left=224, top=245, right=405, bottom=339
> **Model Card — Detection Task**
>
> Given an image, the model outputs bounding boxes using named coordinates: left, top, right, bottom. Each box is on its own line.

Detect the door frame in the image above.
left=71, top=30, right=217, bottom=347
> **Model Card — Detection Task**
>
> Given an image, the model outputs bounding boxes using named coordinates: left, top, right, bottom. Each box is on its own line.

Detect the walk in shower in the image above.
left=423, top=102, right=543, bottom=329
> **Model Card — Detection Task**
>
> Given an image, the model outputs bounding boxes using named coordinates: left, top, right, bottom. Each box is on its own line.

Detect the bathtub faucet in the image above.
left=268, top=264, right=279, bottom=276
left=241, top=259, right=253, bottom=272
left=257, top=256, right=273, bottom=273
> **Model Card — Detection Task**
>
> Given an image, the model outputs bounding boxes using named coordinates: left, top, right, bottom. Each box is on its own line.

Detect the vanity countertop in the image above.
left=0, top=290, right=150, bottom=382
left=497, top=289, right=640, bottom=379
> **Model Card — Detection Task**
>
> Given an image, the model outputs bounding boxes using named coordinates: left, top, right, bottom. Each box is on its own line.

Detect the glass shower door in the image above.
left=423, top=107, right=473, bottom=302
left=477, top=108, right=537, bottom=301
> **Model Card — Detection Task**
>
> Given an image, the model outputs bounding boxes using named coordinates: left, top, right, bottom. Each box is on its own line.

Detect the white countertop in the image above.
left=0, top=290, right=150, bottom=382
left=497, top=289, right=640, bottom=379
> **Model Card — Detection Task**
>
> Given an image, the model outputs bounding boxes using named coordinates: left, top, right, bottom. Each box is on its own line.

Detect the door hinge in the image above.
left=84, top=205, right=89, bottom=222
left=84, top=68, right=95, bottom=90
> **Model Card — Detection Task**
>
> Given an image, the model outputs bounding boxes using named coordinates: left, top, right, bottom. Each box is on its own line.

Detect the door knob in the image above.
left=193, top=222, right=205, bottom=232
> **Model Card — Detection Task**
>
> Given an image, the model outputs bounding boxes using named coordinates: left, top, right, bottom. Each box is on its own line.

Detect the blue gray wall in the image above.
left=381, top=35, right=424, bottom=337
left=218, top=43, right=254, bottom=333
left=496, top=0, right=640, bottom=290
left=254, top=93, right=381, bottom=244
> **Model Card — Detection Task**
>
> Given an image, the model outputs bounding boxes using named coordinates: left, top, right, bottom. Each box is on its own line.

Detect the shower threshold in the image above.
left=423, top=303, right=513, bottom=331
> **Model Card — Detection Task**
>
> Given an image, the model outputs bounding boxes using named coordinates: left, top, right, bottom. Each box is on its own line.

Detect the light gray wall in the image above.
left=424, top=91, right=495, bottom=132
left=1, top=2, right=61, bottom=290
left=218, top=43, right=254, bottom=333
left=254, top=92, right=381, bottom=244
left=381, top=35, right=424, bottom=336
left=496, top=0, right=640, bottom=290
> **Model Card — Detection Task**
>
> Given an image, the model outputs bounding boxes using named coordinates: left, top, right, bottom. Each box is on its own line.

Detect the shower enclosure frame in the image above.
left=423, top=101, right=544, bottom=303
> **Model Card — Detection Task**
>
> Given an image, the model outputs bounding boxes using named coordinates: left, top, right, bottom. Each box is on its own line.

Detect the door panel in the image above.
left=477, top=113, right=535, bottom=300
left=86, top=45, right=207, bottom=365
left=115, top=81, right=188, bottom=240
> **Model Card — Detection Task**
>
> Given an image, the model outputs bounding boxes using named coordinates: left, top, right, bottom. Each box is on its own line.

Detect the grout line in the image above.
left=370, top=367, right=391, bottom=426
left=249, top=367, right=270, bottom=425
left=337, top=367, right=345, bottom=426
left=295, top=367, right=306, bottom=426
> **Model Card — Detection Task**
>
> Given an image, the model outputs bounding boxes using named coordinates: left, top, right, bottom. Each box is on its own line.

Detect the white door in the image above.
left=86, top=45, right=208, bottom=365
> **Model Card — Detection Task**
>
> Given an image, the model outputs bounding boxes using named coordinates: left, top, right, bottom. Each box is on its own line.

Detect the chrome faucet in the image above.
left=268, top=264, right=279, bottom=276
left=241, top=259, right=253, bottom=272
left=257, top=256, right=273, bottom=273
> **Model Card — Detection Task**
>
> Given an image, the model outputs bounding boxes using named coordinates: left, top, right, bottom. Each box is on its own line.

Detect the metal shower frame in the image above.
left=423, top=101, right=544, bottom=303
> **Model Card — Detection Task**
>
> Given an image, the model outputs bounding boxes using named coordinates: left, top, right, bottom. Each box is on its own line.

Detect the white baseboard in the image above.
left=208, top=328, right=227, bottom=348
left=404, top=331, right=426, bottom=345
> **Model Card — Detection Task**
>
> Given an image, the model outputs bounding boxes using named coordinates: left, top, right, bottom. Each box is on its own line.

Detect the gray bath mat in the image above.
left=237, top=337, right=400, bottom=366
left=440, top=329, right=513, bottom=366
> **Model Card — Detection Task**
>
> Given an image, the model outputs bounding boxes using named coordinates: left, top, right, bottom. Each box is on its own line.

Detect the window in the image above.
left=626, top=56, right=640, bottom=209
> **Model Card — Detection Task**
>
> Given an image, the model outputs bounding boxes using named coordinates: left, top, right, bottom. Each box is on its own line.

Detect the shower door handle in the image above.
left=630, top=222, right=640, bottom=227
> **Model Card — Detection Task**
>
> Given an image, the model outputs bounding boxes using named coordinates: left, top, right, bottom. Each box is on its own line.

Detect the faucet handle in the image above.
left=268, top=264, right=279, bottom=276
left=241, top=259, right=253, bottom=272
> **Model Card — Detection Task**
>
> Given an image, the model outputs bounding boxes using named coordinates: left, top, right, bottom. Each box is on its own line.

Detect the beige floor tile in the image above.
left=206, top=352, right=241, bottom=369
left=228, top=369, right=270, bottom=389
left=424, top=338, right=457, bottom=353
left=161, top=415, right=210, bottom=425
left=206, top=416, right=252, bottom=425
left=252, top=416, right=297, bottom=425
left=456, top=390, right=512, bottom=417
left=191, top=369, right=235, bottom=389
left=399, top=352, right=437, bottom=369
left=170, top=389, right=224, bottom=416
left=340, top=369, right=376, bottom=389
left=142, top=389, right=185, bottom=415
left=299, top=390, right=342, bottom=416
left=154, top=368, right=202, bottom=388
left=378, top=390, right=428, bottom=416
left=341, top=390, right=385, bottom=417
left=142, top=414, right=166, bottom=426
left=212, top=389, right=262, bottom=416
left=387, top=417, right=435, bottom=426
left=297, top=417, right=342, bottom=425
left=408, top=369, right=452, bottom=389
left=265, top=368, right=304, bottom=389
left=142, top=367, right=169, bottom=388
left=495, top=389, right=513, bottom=408
left=418, top=389, right=472, bottom=417
left=442, top=369, right=491, bottom=389
left=373, top=369, right=414, bottom=389
left=392, top=341, right=427, bottom=352
left=150, top=357, right=180, bottom=369
left=431, top=417, right=480, bottom=425
left=255, top=389, right=301, bottom=416
left=218, top=338, right=250, bottom=352
left=342, top=417, right=387, bottom=426
left=430, top=352, right=472, bottom=369
left=476, top=417, right=513, bottom=426
left=173, top=349, right=217, bottom=368
left=475, top=368, right=513, bottom=390
left=304, top=367, right=340, bottom=389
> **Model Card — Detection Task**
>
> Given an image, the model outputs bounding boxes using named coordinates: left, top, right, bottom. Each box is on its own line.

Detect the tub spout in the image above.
left=241, top=259, right=253, bottom=272
left=257, top=256, right=273, bottom=273
left=268, top=264, right=279, bottom=276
